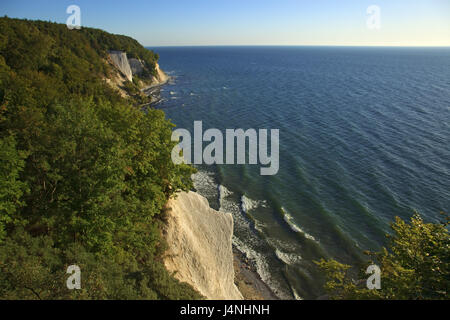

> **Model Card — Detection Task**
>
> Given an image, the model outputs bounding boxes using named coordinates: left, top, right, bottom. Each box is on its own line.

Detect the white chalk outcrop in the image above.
left=108, top=51, right=133, bottom=82
left=107, top=50, right=169, bottom=93
left=163, top=191, right=243, bottom=300
left=152, top=62, right=169, bottom=86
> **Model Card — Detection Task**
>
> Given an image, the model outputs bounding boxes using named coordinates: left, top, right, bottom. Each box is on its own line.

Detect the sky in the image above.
left=1, top=0, right=449, bottom=47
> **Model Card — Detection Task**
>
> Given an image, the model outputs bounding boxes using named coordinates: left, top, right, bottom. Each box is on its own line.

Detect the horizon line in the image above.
left=145, top=44, right=450, bottom=48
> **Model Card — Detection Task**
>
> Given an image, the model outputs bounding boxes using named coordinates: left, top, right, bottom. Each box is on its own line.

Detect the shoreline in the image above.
left=233, top=246, right=279, bottom=300
left=140, top=62, right=171, bottom=106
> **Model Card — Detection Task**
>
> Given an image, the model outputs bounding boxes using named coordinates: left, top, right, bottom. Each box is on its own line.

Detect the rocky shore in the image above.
left=233, top=247, right=279, bottom=300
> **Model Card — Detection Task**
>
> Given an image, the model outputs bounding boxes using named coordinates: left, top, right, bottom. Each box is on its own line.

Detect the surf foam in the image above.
left=281, top=207, right=317, bottom=242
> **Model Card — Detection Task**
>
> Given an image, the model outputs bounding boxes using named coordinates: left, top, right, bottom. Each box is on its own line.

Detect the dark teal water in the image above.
left=151, top=46, right=450, bottom=299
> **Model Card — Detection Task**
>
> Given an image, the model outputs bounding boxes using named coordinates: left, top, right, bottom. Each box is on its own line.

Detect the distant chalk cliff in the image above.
left=108, top=51, right=169, bottom=87
left=108, top=50, right=133, bottom=82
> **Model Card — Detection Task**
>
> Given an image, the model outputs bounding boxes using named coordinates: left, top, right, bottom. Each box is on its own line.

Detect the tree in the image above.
left=316, top=213, right=449, bottom=300
left=0, top=135, right=28, bottom=242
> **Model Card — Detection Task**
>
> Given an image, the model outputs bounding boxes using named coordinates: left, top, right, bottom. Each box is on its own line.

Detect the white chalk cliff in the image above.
left=153, top=62, right=169, bottom=85
left=163, top=191, right=243, bottom=300
left=108, top=51, right=133, bottom=82
left=109, top=51, right=169, bottom=87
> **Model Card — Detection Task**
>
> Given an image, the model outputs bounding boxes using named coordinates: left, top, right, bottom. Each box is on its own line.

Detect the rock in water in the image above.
left=164, top=191, right=243, bottom=300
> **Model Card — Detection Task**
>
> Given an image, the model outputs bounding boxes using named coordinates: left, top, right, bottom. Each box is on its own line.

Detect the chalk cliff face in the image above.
left=108, top=51, right=169, bottom=89
left=108, top=51, right=133, bottom=82
left=153, top=62, right=169, bottom=85
left=164, top=191, right=243, bottom=300
left=128, top=58, right=144, bottom=76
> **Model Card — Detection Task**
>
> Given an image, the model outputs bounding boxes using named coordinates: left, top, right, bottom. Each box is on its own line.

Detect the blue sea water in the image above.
left=151, top=46, right=450, bottom=299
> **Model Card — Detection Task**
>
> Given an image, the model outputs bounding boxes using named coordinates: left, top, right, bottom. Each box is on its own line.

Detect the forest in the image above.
left=0, top=17, right=201, bottom=299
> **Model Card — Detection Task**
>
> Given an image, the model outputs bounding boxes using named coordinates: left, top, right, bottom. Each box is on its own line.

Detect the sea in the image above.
left=149, top=46, right=450, bottom=299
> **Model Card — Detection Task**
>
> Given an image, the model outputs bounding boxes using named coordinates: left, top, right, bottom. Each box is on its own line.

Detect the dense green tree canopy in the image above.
left=0, top=17, right=200, bottom=299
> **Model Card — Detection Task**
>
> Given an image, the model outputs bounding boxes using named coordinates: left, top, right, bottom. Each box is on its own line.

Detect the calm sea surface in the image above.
left=151, top=46, right=450, bottom=299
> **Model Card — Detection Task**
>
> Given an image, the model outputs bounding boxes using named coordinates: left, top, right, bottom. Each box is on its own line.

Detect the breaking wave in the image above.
left=275, top=248, right=302, bottom=265
left=241, top=195, right=266, bottom=214
left=281, top=207, right=317, bottom=242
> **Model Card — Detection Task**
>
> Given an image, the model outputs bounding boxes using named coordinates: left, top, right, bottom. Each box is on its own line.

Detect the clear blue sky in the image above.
left=1, top=0, right=449, bottom=46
